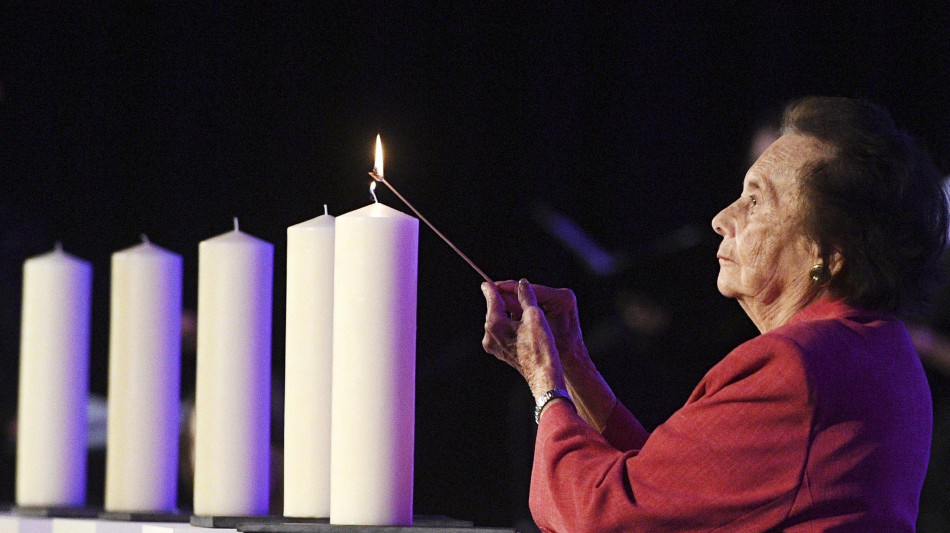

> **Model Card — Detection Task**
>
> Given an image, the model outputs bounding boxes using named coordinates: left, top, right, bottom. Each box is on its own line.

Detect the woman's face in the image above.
left=712, top=134, right=825, bottom=309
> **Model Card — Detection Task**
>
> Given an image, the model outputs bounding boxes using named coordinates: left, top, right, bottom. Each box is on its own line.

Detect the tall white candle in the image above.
left=193, top=221, right=273, bottom=517
left=104, top=237, right=182, bottom=513
left=284, top=207, right=335, bottom=518
left=16, top=245, right=92, bottom=507
left=330, top=202, right=418, bottom=526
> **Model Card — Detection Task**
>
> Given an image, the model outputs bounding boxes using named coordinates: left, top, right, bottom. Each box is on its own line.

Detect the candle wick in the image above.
left=54, top=241, right=63, bottom=253
left=367, top=139, right=492, bottom=282
left=233, top=217, right=240, bottom=232
left=324, top=204, right=329, bottom=216
left=141, top=234, right=150, bottom=244
left=369, top=182, right=379, bottom=204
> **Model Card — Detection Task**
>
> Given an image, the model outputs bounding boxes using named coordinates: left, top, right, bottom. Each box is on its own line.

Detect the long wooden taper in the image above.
left=370, top=171, right=493, bottom=283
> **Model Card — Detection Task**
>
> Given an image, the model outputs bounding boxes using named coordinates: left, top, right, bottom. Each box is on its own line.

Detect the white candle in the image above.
left=330, top=201, right=418, bottom=526
left=193, top=221, right=273, bottom=517
left=104, top=237, right=182, bottom=512
left=284, top=207, right=335, bottom=518
left=16, top=245, right=92, bottom=507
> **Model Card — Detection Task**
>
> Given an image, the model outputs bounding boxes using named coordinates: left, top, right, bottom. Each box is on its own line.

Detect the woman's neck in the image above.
left=739, top=287, right=827, bottom=333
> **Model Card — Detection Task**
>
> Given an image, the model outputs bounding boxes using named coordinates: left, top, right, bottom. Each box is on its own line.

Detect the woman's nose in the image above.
left=711, top=203, right=735, bottom=237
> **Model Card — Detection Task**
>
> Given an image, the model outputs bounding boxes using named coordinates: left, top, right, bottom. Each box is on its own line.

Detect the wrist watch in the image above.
left=534, top=388, right=574, bottom=424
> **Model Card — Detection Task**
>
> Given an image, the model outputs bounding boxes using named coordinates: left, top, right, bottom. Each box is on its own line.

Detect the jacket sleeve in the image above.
left=529, top=335, right=814, bottom=533
left=599, top=398, right=650, bottom=452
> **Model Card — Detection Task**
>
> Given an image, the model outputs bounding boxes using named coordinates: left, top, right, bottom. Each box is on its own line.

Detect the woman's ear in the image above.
left=827, top=250, right=844, bottom=277
left=807, top=239, right=843, bottom=277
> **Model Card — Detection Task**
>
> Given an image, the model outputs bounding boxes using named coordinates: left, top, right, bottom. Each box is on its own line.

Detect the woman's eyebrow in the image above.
left=742, top=176, right=762, bottom=192
left=746, top=175, right=780, bottom=201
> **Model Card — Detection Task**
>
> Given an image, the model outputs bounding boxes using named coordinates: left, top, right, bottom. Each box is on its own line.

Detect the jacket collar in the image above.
left=786, top=296, right=873, bottom=326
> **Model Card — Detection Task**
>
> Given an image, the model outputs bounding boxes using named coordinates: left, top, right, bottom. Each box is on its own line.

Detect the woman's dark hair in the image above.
left=782, top=96, right=948, bottom=314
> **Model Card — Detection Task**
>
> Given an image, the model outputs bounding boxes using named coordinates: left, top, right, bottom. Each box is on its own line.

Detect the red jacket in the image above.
left=530, top=298, right=931, bottom=532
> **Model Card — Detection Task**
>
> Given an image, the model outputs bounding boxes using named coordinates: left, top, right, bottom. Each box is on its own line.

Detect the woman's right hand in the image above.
left=490, top=280, right=587, bottom=368
left=488, top=280, right=619, bottom=431
left=481, top=280, right=566, bottom=400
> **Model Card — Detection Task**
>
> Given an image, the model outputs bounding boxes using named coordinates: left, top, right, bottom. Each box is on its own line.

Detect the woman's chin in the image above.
left=716, top=277, right=738, bottom=298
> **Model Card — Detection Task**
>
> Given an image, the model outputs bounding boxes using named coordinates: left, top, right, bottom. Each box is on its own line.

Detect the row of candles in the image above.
left=16, top=139, right=420, bottom=526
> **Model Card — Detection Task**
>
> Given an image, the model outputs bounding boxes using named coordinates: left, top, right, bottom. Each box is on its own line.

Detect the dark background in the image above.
left=1, top=2, right=949, bottom=530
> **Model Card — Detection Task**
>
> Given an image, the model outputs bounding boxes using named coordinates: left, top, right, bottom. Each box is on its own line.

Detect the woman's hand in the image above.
left=481, top=279, right=565, bottom=399
left=482, top=279, right=620, bottom=431
left=489, top=280, right=587, bottom=370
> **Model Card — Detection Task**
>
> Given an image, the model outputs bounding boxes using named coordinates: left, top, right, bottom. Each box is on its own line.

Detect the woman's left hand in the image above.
left=482, top=279, right=566, bottom=399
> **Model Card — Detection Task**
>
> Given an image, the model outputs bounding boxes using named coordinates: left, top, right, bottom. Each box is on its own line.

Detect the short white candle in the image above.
left=16, top=245, right=92, bottom=508
left=330, top=201, right=418, bottom=526
left=104, top=237, right=182, bottom=513
left=193, top=220, right=273, bottom=517
left=284, top=206, right=335, bottom=518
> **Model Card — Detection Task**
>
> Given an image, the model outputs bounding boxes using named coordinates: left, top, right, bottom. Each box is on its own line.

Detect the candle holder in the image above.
left=236, top=515, right=520, bottom=532
left=10, top=506, right=101, bottom=519
left=191, top=514, right=327, bottom=529
left=99, top=510, right=189, bottom=523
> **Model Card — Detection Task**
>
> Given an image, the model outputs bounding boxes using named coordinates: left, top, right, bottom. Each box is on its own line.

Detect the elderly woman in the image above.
left=481, top=97, right=947, bottom=531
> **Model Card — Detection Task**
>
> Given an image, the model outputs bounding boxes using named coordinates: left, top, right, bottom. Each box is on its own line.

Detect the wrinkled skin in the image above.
left=482, top=280, right=617, bottom=428
left=481, top=279, right=566, bottom=399
left=712, top=133, right=833, bottom=332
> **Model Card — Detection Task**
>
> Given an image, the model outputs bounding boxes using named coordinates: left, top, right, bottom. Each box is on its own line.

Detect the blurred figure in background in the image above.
left=906, top=176, right=950, bottom=532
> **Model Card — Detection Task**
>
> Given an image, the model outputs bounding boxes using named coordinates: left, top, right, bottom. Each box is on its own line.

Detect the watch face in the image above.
left=535, top=389, right=571, bottom=424
left=535, top=390, right=553, bottom=408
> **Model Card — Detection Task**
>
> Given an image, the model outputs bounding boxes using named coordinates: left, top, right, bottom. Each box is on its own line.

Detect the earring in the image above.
left=809, top=264, right=828, bottom=285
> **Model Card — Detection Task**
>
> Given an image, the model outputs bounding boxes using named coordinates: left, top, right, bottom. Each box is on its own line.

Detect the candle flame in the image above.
left=362, top=134, right=495, bottom=283
left=372, top=134, right=384, bottom=181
